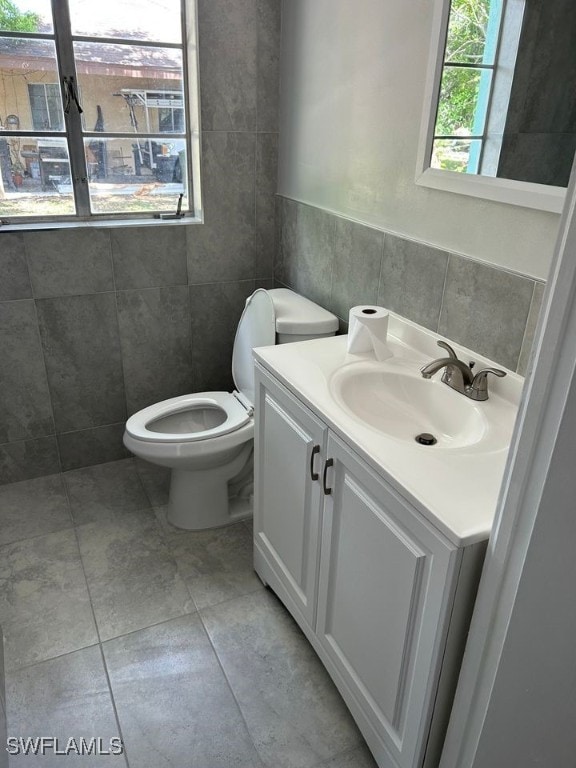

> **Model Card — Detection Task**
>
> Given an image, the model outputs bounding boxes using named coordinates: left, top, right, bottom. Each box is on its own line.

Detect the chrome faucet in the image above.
left=421, top=340, right=506, bottom=401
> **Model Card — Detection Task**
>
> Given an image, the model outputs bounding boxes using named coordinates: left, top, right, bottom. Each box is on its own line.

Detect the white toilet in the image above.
left=124, top=288, right=338, bottom=530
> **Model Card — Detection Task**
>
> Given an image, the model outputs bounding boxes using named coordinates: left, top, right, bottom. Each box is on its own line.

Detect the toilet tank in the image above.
left=268, top=288, right=339, bottom=344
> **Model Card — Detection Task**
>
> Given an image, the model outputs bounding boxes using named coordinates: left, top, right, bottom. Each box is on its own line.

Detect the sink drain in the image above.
left=415, top=433, right=437, bottom=446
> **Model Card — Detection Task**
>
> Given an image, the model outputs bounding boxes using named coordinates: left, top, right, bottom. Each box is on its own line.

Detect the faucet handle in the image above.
left=437, top=340, right=458, bottom=359
left=468, top=367, right=507, bottom=401
left=435, top=340, right=467, bottom=388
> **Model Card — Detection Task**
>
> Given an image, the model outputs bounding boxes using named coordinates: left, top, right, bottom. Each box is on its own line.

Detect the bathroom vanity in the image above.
left=252, top=316, right=521, bottom=768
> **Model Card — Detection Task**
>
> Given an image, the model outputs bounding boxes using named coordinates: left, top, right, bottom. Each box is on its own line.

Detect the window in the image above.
left=28, top=83, right=64, bottom=131
left=0, top=0, right=199, bottom=223
left=159, top=108, right=184, bottom=133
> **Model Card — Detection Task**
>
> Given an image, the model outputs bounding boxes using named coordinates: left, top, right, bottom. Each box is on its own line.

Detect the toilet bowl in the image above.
left=124, top=288, right=338, bottom=530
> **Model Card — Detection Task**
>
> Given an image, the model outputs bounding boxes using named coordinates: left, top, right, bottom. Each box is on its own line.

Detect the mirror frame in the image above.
left=415, top=0, right=565, bottom=214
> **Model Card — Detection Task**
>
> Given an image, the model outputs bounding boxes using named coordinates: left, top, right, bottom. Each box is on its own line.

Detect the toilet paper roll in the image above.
left=347, top=306, right=392, bottom=361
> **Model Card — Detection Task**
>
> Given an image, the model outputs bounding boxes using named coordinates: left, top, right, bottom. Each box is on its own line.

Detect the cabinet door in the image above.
left=316, top=434, right=458, bottom=768
left=254, top=367, right=327, bottom=627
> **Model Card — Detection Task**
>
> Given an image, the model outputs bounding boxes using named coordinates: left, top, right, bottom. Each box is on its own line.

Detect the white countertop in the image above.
left=254, top=314, right=523, bottom=548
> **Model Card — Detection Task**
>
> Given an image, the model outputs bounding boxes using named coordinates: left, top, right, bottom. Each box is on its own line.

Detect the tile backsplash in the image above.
left=275, top=196, right=545, bottom=376
left=0, top=623, right=5, bottom=768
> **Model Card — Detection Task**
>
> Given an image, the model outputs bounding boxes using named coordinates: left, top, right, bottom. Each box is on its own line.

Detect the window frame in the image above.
left=0, top=0, right=201, bottom=228
left=415, top=0, right=565, bottom=214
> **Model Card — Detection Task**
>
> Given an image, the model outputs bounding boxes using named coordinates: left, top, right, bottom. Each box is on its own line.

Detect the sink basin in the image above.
left=330, top=364, right=491, bottom=450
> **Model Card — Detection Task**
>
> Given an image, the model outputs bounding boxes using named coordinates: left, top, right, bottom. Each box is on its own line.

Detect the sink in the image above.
left=329, top=363, right=491, bottom=450
left=255, top=328, right=522, bottom=543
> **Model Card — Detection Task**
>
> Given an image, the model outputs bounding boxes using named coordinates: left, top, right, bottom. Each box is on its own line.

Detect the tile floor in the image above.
left=0, top=458, right=377, bottom=767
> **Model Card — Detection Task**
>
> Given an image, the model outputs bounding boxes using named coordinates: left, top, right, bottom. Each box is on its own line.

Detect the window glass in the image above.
left=0, top=0, right=53, bottom=33
left=445, top=0, right=492, bottom=65
left=436, top=66, right=491, bottom=136
left=85, top=138, right=187, bottom=214
left=68, top=0, right=182, bottom=43
left=431, top=138, right=482, bottom=174
left=0, top=39, right=62, bottom=132
left=0, top=137, right=75, bottom=216
left=74, top=43, right=184, bottom=134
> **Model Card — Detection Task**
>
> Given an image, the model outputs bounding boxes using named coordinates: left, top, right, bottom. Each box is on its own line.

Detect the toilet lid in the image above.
left=232, top=289, right=276, bottom=406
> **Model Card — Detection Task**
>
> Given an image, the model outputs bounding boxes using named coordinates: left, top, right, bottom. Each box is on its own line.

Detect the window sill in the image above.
left=0, top=215, right=203, bottom=232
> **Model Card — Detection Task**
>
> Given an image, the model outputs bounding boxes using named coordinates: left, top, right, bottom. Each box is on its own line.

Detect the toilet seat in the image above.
left=125, top=391, right=251, bottom=443
left=125, top=291, right=276, bottom=450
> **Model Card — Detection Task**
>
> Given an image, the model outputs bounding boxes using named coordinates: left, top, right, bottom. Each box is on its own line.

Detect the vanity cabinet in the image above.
left=253, top=363, right=486, bottom=768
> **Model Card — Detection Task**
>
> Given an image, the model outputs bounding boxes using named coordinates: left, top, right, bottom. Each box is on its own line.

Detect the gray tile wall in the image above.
left=0, top=0, right=280, bottom=484
left=0, top=622, right=5, bottom=768
left=276, top=196, right=545, bottom=376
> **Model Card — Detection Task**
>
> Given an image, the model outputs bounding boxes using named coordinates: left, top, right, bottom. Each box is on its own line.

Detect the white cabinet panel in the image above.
left=321, top=472, right=426, bottom=725
left=316, top=434, right=458, bottom=768
left=254, top=366, right=327, bottom=627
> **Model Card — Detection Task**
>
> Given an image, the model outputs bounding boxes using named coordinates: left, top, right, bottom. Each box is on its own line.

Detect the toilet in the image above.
left=124, top=288, right=338, bottom=530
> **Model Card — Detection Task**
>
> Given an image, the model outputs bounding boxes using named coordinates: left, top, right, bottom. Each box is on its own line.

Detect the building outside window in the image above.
left=0, top=0, right=199, bottom=223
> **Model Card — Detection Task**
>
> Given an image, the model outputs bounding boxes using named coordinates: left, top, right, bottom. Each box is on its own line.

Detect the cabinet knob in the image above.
left=310, top=444, right=320, bottom=481
left=323, top=458, right=334, bottom=495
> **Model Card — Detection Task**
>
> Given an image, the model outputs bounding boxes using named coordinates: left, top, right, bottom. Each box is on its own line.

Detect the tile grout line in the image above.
left=132, top=459, right=159, bottom=510
left=376, top=230, right=386, bottom=308
left=184, top=273, right=195, bottom=393
left=0, top=519, right=75, bottom=550
left=60, top=471, right=132, bottom=768
left=316, top=743, right=374, bottom=767
left=195, top=606, right=267, bottom=767
left=24, top=248, right=64, bottom=474
left=6, top=642, right=102, bottom=677
left=0, top=422, right=125, bottom=449
left=436, top=251, right=451, bottom=334
left=149, top=509, right=201, bottom=617
left=94, top=644, right=131, bottom=768
left=326, top=206, right=337, bottom=313
left=108, top=230, right=131, bottom=429
left=254, top=0, right=260, bottom=283
left=89, top=607, right=200, bottom=648
left=515, top=279, right=537, bottom=374
left=131, top=460, right=194, bottom=601
left=116, top=460, right=202, bottom=622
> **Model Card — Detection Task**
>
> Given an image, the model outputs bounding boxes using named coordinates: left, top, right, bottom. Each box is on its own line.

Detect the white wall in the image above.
left=278, top=0, right=560, bottom=280
left=439, top=151, right=576, bottom=768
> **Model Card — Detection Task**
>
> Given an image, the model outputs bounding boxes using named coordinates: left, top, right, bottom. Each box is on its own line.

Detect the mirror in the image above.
left=416, top=0, right=576, bottom=213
